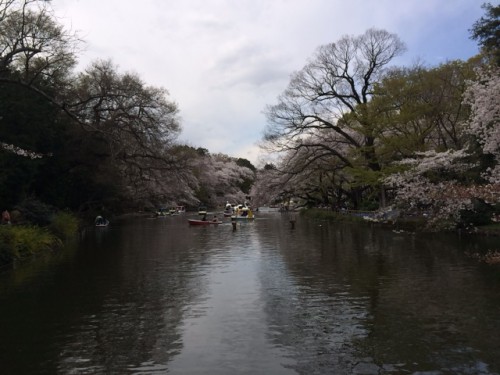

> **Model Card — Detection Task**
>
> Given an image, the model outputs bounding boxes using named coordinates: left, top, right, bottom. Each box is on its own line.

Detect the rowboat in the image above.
left=188, top=219, right=222, bottom=226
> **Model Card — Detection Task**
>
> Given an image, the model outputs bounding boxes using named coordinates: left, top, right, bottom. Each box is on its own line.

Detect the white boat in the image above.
left=231, top=202, right=255, bottom=221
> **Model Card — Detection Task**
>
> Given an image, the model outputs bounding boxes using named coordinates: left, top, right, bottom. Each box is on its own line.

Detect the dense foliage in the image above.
left=470, top=2, right=500, bottom=65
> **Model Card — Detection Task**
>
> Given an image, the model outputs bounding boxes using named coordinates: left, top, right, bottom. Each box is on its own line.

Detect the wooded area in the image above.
left=0, top=0, right=255, bottom=219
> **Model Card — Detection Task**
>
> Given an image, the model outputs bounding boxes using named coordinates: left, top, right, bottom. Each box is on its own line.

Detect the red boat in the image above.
left=188, top=219, right=222, bottom=226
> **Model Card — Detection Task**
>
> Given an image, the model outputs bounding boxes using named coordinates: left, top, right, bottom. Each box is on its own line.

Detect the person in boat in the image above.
left=212, top=215, right=218, bottom=222
left=95, top=215, right=105, bottom=225
left=202, top=213, right=207, bottom=221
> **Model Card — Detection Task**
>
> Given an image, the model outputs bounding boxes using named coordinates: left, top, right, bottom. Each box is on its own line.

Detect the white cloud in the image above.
left=53, top=0, right=484, bottom=165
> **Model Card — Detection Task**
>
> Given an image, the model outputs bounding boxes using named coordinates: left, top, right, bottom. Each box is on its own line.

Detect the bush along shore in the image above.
left=0, top=200, right=80, bottom=269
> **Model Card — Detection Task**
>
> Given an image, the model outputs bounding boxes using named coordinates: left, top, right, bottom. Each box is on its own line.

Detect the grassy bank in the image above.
left=0, top=211, right=79, bottom=268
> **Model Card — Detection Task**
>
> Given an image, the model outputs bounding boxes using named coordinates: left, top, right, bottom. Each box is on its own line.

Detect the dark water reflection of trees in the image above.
left=257, top=219, right=500, bottom=374
left=0, top=219, right=212, bottom=374
left=0, top=216, right=499, bottom=374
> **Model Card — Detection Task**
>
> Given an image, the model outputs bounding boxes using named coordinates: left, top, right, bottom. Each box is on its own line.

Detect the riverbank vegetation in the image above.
left=251, top=3, right=500, bottom=232
left=0, top=225, right=60, bottom=266
left=0, top=200, right=79, bottom=267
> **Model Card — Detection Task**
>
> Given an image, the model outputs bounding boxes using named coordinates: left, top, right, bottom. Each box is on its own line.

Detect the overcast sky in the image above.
left=52, top=0, right=489, bottom=166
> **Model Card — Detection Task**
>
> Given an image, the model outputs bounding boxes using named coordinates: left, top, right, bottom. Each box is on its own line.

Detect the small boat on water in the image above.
left=231, top=202, right=255, bottom=221
left=169, top=206, right=186, bottom=215
left=198, top=205, right=208, bottom=216
left=188, top=219, right=222, bottom=226
left=95, top=216, right=109, bottom=227
left=156, top=207, right=169, bottom=217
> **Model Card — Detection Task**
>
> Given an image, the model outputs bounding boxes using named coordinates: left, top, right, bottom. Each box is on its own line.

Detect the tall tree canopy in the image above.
left=470, top=2, right=500, bottom=65
left=0, top=0, right=77, bottom=97
left=67, top=60, right=181, bottom=204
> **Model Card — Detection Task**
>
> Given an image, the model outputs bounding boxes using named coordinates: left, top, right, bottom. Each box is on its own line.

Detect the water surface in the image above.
left=1, top=214, right=499, bottom=374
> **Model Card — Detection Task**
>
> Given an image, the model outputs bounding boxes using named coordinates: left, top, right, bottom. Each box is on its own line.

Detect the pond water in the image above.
left=1, top=213, right=499, bottom=374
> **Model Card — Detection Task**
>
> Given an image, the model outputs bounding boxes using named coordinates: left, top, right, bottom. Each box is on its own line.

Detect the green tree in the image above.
left=370, top=60, right=476, bottom=158
left=470, top=3, right=500, bottom=65
left=236, top=158, right=256, bottom=172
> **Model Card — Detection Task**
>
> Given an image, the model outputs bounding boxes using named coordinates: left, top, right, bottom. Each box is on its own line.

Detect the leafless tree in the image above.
left=264, top=28, right=406, bottom=173
left=263, top=28, right=405, bottom=208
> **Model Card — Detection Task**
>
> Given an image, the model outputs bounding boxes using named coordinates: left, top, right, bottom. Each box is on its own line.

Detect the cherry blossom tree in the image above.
left=384, top=150, right=476, bottom=226
left=384, top=65, right=500, bottom=228
left=184, top=151, right=255, bottom=208
left=250, top=164, right=290, bottom=208
left=463, top=65, right=500, bottom=183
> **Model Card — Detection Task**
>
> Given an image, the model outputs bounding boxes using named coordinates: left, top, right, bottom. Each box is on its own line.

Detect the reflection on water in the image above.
left=0, top=215, right=499, bottom=374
